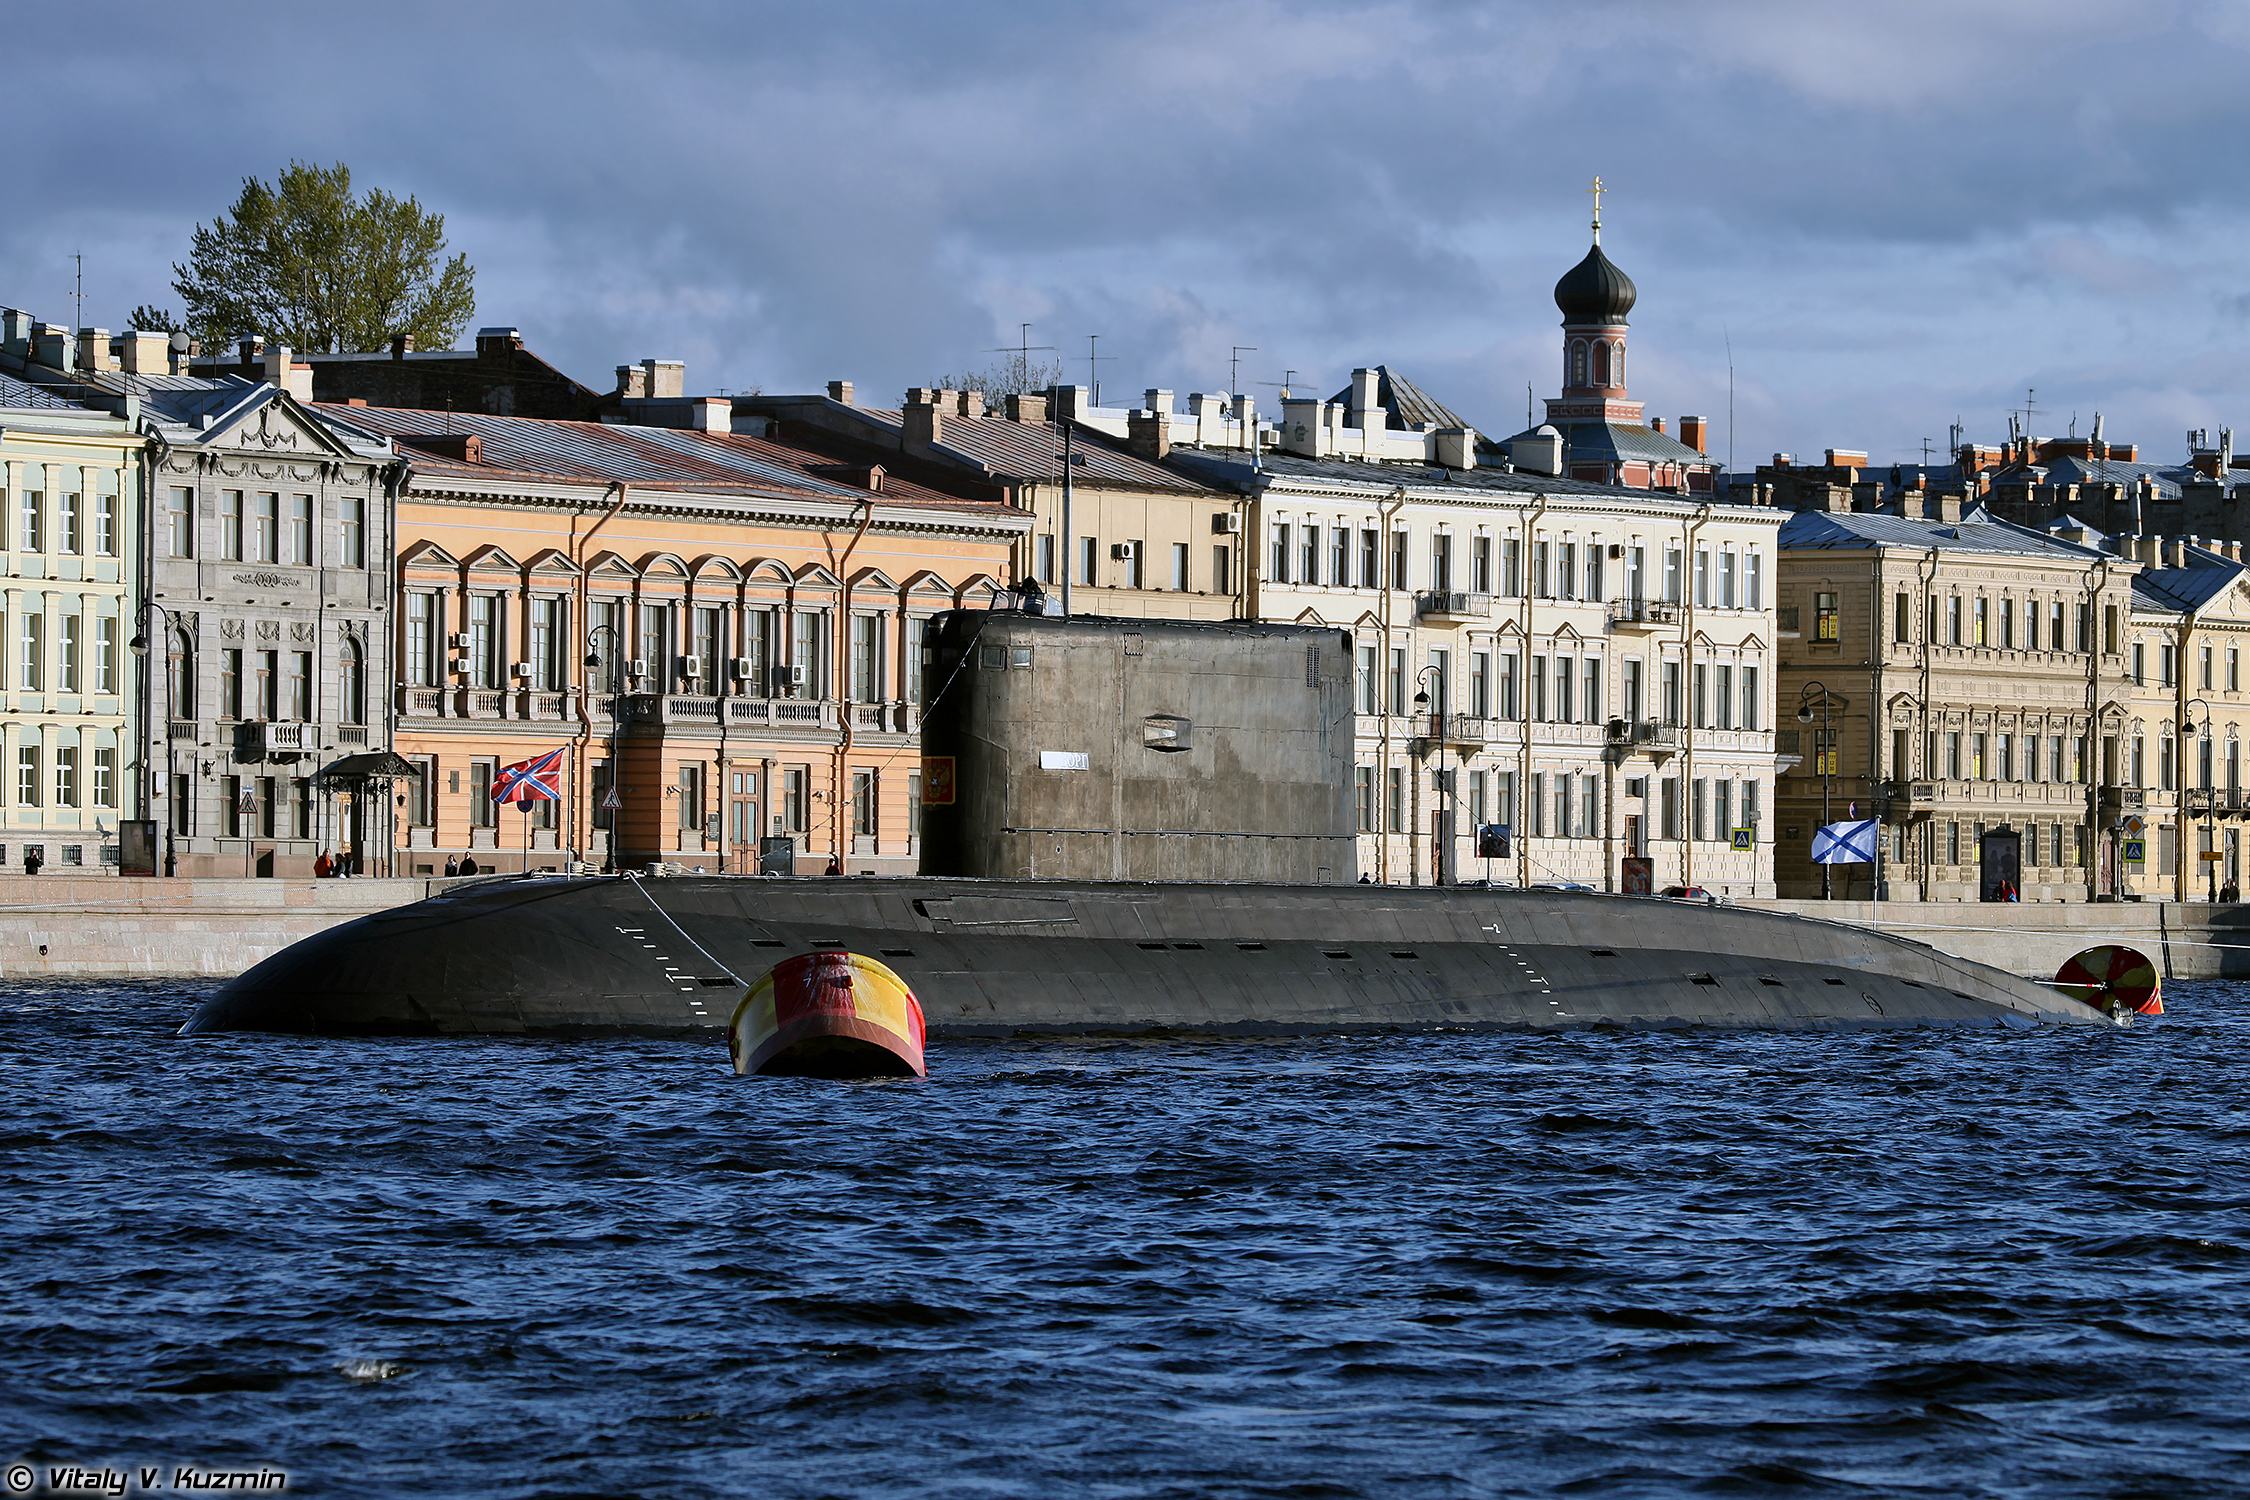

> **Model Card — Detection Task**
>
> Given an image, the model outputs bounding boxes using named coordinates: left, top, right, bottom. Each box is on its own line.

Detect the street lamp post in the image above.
left=2186, top=697, right=2216, bottom=902
left=586, top=624, right=623, bottom=872
left=128, top=602, right=177, bottom=877
left=1797, top=680, right=1841, bottom=900
left=1415, top=665, right=1449, bottom=885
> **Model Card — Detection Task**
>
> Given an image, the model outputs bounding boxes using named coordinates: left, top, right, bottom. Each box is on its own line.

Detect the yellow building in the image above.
left=0, top=368, right=144, bottom=873
left=322, top=404, right=1028, bottom=874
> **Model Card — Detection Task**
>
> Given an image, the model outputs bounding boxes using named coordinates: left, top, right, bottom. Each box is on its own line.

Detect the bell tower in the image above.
left=1545, top=177, right=1644, bottom=428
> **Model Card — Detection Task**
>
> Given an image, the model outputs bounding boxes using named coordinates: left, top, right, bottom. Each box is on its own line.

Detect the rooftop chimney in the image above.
left=616, top=364, right=648, bottom=399
left=475, top=326, right=523, bottom=359
left=1127, top=406, right=1171, bottom=461
left=392, top=334, right=415, bottom=359
left=903, top=390, right=941, bottom=449
left=1825, top=448, right=1869, bottom=469
left=118, top=331, right=168, bottom=374
left=1650, top=416, right=1665, bottom=435
left=826, top=379, right=854, bottom=407
left=76, top=327, right=116, bottom=373
left=1005, top=392, right=1048, bottom=424
left=690, top=397, right=731, bottom=435
left=643, top=359, right=685, bottom=400
left=1143, top=388, right=1174, bottom=418
left=1347, top=368, right=1379, bottom=425
left=956, top=389, right=985, bottom=419
left=1679, top=415, right=1707, bottom=453
left=403, top=433, right=483, bottom=464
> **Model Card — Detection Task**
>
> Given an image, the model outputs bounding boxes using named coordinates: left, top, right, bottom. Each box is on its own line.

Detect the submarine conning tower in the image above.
left=916, top=611, right=1357, bottom=883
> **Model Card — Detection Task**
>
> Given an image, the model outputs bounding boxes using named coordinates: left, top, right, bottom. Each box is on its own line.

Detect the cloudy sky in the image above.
left=7, top=0, right=2249, bottom=470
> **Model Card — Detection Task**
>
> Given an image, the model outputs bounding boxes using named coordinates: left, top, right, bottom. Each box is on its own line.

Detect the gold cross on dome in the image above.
left=1589, top=176, right=1605, bottom=241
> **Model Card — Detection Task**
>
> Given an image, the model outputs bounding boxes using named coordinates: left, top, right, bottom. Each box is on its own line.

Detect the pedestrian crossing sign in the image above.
left=1730, top=827, right=1753, bottom=850
left=601, top=787, right=623, bottom=810
left=235, top=789, right=257, bottom=814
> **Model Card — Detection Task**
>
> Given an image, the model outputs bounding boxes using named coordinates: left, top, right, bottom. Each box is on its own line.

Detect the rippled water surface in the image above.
left=4, top=981, right=2249, bottom=1498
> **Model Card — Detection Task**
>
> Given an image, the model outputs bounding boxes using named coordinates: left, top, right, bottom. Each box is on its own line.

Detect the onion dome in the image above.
left=1553, top=242, right=1636, bottom=324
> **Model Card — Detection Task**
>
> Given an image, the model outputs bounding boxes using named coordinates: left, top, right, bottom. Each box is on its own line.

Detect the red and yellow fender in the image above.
left=730, top=951, right=928, bottom=1078
left=2054, top=945, right=2163, bottom=1019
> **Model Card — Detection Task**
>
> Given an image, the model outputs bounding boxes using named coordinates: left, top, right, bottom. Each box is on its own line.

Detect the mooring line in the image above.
left=623, top=874, right=745, bottom=987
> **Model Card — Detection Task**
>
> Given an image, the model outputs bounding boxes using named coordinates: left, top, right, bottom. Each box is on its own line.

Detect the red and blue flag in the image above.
left=492, top=748, right=565, bottom=805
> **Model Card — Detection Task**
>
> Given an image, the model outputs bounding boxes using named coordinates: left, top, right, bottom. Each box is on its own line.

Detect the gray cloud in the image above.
left=6, top=0, right=2250, bottom=469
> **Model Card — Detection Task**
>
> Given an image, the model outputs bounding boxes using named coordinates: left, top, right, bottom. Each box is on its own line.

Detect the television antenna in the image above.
left=1229, top=345, right=1257, bottom=400
left=1081, top=334, right=1114, bottom=407
left=1253, top=369, right=1300, bottom=400
left=984, top=323, right=1057, bottom=364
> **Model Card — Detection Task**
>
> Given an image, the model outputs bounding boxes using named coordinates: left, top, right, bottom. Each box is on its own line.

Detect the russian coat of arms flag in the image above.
left=492, top=748, right=566, bottom=805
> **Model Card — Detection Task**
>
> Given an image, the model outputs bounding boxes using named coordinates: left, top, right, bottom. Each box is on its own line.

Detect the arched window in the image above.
left=1591, top=341, right=1611, bottom=387
left=168, top=629, right=194, bottom=719
left=1614, top=342, right=1625, bottom=388
left=1570, top=340, right=1588, bottom=387
left=341, top=637, right=365, bottom=726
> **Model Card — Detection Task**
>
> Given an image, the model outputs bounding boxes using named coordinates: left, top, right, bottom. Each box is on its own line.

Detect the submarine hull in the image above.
left=180, top=875, right=2116, bottom=1038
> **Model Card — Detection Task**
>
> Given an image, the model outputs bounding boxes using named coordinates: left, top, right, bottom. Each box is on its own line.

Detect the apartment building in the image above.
left=321, top=403, right=1028, bottom=875
left=0, top=371, right=143, bottom=872
left=1173, top=440, right=1783, bottom=893
left=1775, top=506, right=2144, bottom=901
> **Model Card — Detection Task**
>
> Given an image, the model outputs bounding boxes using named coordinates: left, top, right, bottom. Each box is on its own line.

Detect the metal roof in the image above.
left=320, top=404, right=1023, bottom=514
left=1525, top=419, right=1717, bottom=468
left=846, top=407, right=1211, bottom=493
left=0, top=371, right=94, bottom=411
left=2132, top=546, right=2246, bottom=614
left=1320, top=366, right=1477, bottom=433
left=1175, top=447, right=1765, bottom=512
left=1779, top=505, right=2107, bottom=558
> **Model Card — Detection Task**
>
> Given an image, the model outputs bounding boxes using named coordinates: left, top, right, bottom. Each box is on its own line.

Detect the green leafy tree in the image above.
left=126, top=304, right=184, bottom=334
left=170, top=161, right=476, bottom=353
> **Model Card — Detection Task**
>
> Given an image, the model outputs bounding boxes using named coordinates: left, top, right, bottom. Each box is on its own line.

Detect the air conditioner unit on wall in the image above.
left=1213, top=513, right=1241, bottom=534
left=1111, top=542, right=1136, bottom=560
left=730, top=657, right=754, bottom=679
left=448, top=656, right=469, bottom=675
left=679, top=657, right=702, bottom=679
left=773, top=664, right=808, bottom=693
left=627, top=658, right=649, bottom=678
left=511, top=662, right=533, bottom=678
left=448, top=632, right=468, bottom=649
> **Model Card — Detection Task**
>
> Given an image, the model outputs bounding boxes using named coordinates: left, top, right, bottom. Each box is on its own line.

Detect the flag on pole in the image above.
left=1810, top=818, right=1879, bottom=864
left=492, top=748, right=566, bottom=805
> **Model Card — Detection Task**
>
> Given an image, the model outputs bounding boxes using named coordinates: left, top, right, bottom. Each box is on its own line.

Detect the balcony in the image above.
left=251, top=721, right=312, bottom=758
left=1425, top=713, right=1493, bottom=747
left=2101, top=786, right=2148, bottom=811
left=620, top=694, right=844, bottom=731
left=1608, top=598, right=1682, bottom=631
left=1886, top=779, right=1939, bottom=812
left=1416, top=590, right=1493, bottom=622
left=167, top=720, right=197, bottom=741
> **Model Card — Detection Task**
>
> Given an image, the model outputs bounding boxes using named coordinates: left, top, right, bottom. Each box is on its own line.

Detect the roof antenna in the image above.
left=1230, top=345, right=1256, bottom=403
left=1724, top=324, right=1735, bottom=481
left=72, top=251, right=84, bottom=337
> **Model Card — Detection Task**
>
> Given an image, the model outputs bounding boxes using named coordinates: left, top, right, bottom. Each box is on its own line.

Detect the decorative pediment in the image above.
left=201, top=391, right=361, bottom=459
left=744, top=558, right=797, bottom=586
left=400, top=540, right=459, bottom=570
left=584, top=550, right=638, bottom=578
left=953, top=572, right=1000, bottom=604
left=1734, top=632, right=1767, bottom=651
left=690, top=555, right=742, bottom=582
left=463, top=544, right=522, bottom=573
left=901, top=568, right=956, bottom=598
left=523, top=548, right=578, bottom=576
left=848, top=566, right=899, bottom=591
left=1294, top=607, right=1328, bottom=626
left=637, top=552, right=689, bottom=578
left=1552, top=622, right=1584, bottom=643
left=792, top=562, right=843, bottom=590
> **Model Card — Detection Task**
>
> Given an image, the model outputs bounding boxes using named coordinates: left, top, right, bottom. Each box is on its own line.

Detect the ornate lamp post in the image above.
left=1796, top=680, right=1847, bottom=900
left=2186, top=696, right=2217, bottom=902
left=586, top=624, right=622, bottom=872
left=128, top=601, right=178, bottom=877
left=1415, top=664, right=1449, bottom=885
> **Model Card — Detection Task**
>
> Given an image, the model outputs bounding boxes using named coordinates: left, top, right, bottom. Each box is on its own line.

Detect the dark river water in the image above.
left=3, top=981, right=2247, bottom=1499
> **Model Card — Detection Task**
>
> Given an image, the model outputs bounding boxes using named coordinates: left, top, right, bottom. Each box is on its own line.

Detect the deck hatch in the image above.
left=1236, top=943, right=1267, bottom=951
left=1388, top=950, right=1419, bottom=959
left=1323, top=950, right=1353, bottom=959
left=1589, top=948, right=1618, bottom=957
left=1687, top=972, right=1718, bottom=986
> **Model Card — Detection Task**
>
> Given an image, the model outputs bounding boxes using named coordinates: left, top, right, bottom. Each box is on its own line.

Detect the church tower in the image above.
left=1545, top=177, right=1644, bottom=429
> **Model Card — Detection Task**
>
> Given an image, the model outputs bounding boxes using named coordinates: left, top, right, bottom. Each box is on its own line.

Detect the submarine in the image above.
left=182, top=612, right=2125, bottom=1038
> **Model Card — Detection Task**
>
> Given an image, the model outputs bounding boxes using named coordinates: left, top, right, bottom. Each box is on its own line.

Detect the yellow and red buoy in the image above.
left=729, top=951, right=928, bottom=1078
left=2054, top=945, right=2163, bottom=1018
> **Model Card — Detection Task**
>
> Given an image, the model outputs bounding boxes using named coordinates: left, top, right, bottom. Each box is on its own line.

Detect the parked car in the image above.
left=1657, top=885, right=1714, bottom=901
left=1532, top=881, right=1598, bottom=892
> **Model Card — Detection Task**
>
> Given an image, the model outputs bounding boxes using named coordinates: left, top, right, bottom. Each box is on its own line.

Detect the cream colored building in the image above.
left=0, top=368, right=143, bottom=872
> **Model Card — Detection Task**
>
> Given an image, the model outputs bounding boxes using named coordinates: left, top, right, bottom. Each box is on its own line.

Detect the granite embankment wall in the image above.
left=0, top=877, right=448, bottom=982
left=2, top=877, right=2240, bottom=984
left=1756, top=899, right=2250, bottom=981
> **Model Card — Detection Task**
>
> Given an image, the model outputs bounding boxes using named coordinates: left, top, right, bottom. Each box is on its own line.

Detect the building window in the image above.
left=1386, top=767, right=1404, bottom=832
left=783, top=767, right=807, bottom=832
left=95, top=492, right=118, bottom=557
left=851, top=615, right=880, bottom=701
left=1389, top=648, right=1407, bottom=716
left=19, top=489, right=41, bottom=553
left=905, top=771, right=922, bottom=838
left=341, top=638, right=365, bottom=724
left=1714, top=664, right=1733, bottom=730
left=292, top=652, right=313, bottom=721
left=1742, top=666, right=1759, bottom=732
left=1949, top=596, right=1963, bottom=645
left=258, top=650, right=280, bottom=720
left=168, top=487, right=193, bottom=558
left=93, top=748, right=115, bottom=809
left=1212, top=545, right=1230, bottom=595
left=1172, top=542, right=1190, bottom=591
left=2232, top=647, right=2242, bottom=692
left=58, top=492, right=79, bottom=555
left=53, top=747, right=76, bottom=808
left=341, top=497, right=366, bottom=569
left=2133, top=642, right=2146, bottom=685
left=95, top=617, right=115, bottom=694
left=1357, top=646, right=1377, bottom=715
left=254, top=492, right=280, bottom=564
left=290, top=495, right=313, bottom=565
left=852, top=769, right=875, bottom=837
left=221, top=774, right=239, bottom=836
left=1974, top=595, right=1987, bottom=646
left=1078, top=536, right=1097, bottom=587
left=1391, top=528, right=1409, bottom=591
left=220, top=491, right=243, bottom=560
left=470, top=761, right=495, bottom=827
left=1530, top=654, right=1548, bottom=722
left=1946, top=731, right=1962, bottom=780
left=1034, top=534, right=1055, bottom=583
left=58, top=616, right=78, bottom=693
left=1815, top=592, right=1840, bottom=642
left=1471, top=536, right=1492, bottom=594
left=1470, top=652, right=1490, bottom=719
left=681, top=762, right=707, bottom=832
left=1431, top=532, right=1452, bottom=593
left=1355, top=767, right=1374, bottom=832
left=1558, top=542, right=1577, bottom=601
left=792, top=610, right=823, bottom=697
left=18, top=612, right=40, bottom=692
left=1500, top=653, right=1519, bottom=721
